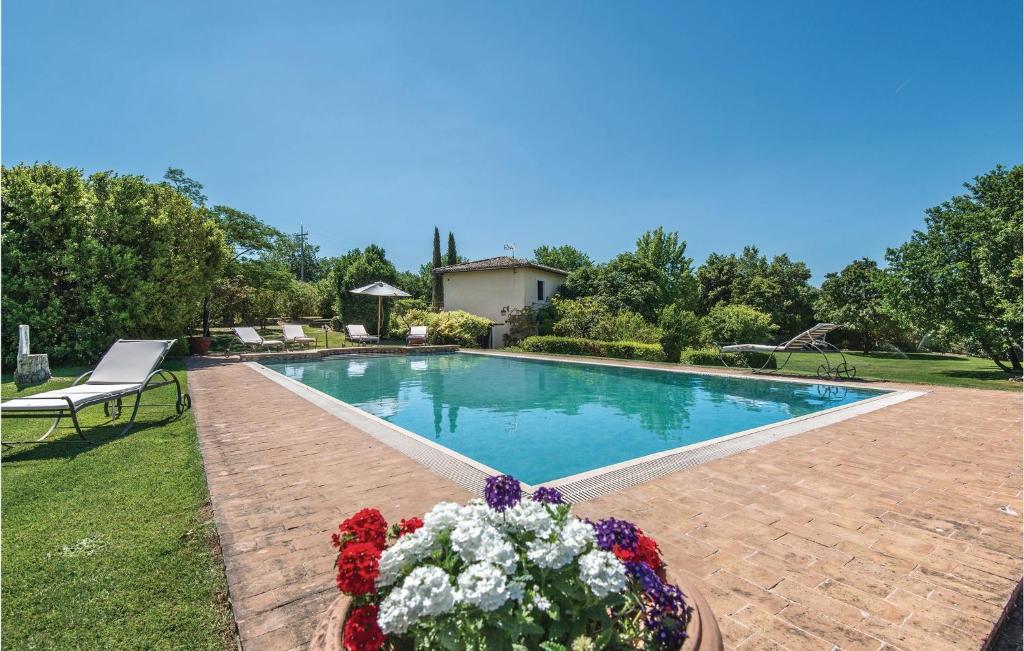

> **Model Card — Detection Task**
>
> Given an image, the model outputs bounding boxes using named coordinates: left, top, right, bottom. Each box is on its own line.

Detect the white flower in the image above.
left=421, top=501, right=463, bottom=534
left=455, top=562, right=515, bottom=611
left=378, top=565, right=457, bottom=635
left=577, top=550, right=628, bottom=598
left=376, top=528, right=437, bottom=587
left=533, top=594, right=553, bottom=612
left=526, top=517, right=595, bottom=570
left=450, top=519, right=518, bottom=574
left=503, top=499, right=556, bottom=538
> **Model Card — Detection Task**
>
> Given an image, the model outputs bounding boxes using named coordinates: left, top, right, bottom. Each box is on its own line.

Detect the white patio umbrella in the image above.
left=349, top=281, right=411, bottom=337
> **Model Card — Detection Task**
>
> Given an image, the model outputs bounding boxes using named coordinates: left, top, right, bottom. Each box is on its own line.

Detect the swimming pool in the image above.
left=263, top=352, right=888, bottom=485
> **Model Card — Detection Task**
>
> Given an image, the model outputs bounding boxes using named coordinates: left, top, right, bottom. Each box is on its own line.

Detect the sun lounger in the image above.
left=233, top=326, right=284, bottom=350
left=282, top=324, right=316, bottom=348
left=716, top=323, right=856, bottom=379
left=406, top=325, right=428, bottom=346
left=345, top=325, right=379, bottom=344
left=1, top=339, right=189, bottom=445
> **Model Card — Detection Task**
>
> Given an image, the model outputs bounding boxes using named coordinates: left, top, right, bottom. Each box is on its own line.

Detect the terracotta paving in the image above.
left=188, top=358, right=1022, bottom=650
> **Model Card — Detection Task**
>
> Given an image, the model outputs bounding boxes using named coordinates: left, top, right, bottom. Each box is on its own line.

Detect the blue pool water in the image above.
left=265, top=353, right=883, bottom=484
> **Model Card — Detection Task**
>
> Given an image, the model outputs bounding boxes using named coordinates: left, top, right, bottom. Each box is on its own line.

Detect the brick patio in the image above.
left=189, top=357, right=1022, bottom=650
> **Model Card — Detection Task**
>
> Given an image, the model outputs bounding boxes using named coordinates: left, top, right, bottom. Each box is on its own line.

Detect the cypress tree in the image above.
left=432, top=227, right=444, bottom=310
left=446, top=232, right=458, bottom=266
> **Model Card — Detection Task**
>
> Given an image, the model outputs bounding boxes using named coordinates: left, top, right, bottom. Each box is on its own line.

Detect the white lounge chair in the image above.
left=345, top=325, right=379, bottom=344
left=233, top=326, right=284, bottom=350
left=406, top=325, right=428, bottom=346
left=716, top=323, right=856, bottom=380
left=1, top=339, right=189, bottom=445
left=282, top=324, right=316, bottom=348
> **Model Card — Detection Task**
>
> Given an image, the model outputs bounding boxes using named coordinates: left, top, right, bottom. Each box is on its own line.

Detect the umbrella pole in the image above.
left=377, top=296, right=383, bottom=337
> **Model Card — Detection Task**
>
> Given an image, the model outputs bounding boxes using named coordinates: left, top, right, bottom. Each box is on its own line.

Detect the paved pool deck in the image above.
left=188, top=355, right=1022, bottom=650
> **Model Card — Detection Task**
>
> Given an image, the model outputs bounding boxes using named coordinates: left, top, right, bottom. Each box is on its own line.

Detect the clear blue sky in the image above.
left=4, top=1, right=1021, bottom=281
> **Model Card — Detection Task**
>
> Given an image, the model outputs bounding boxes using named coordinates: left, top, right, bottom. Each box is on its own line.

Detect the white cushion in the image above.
left=3, top=383, right=142, bottom=411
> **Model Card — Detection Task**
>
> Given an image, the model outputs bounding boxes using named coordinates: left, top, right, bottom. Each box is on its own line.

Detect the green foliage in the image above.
left=432, top=227, right=444, bottom=309
left=701, top=304, right=778, bottom=345
left=590, top=311, right=662, bottom=344
left=387, top=300, right=435, bottom=338
left=551, top=297, right=613, bottom=339
left=282, top=280, right=318, bottom=319
left=446, top=232, right=458, bottom=266
left=659, top=304, right=703, bottom=362
left=815, top=258, right=899, bottom=353
left=885, top=164, right=1023, bottom=374
left=503, top=306, right=542, bottom=346
left=251, top=287, right=281, bottom=328
left=1, top=163, right=228, bottom=367
left=315, top=275, right=337, bottom=317
left=635, top=227, right=698, bottom=311
left=431, top=310, right=491, bottom=347
left=519, top=336, right=666, bottom=362
left=333, top=244, right=399, bottom=333
left=559, top=253, right=665, bottom=322
left=532, top=244, right=593, bottom=272
left=696, top=246, right=816, bottom=337
left=397, top=267, right=431, bottom=301
left=679, top=347, right=777, bottom=369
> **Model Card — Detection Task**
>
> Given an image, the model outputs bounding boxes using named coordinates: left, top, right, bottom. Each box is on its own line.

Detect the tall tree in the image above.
left=431, top=227, right=444, bottom=310
left=446, top=232, right=458, bottom=266
left=635, top=227, right=698, bottom=311
left=162, top=167, right=207, bottom=206
left=815, top=258, right=896, bottom=353
left=334, top=245, right=399, bottom=333
left=533, top=244, right=592, bottom=272
left=885, top=164, right=1023, bottom=373
left=559, top=253, right=664, bottom=321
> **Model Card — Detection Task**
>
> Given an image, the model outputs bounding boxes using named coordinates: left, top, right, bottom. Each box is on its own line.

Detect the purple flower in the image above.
left=594, top=517, right=638, bottom=552
left=626, top=562, right=692, bottom=648
left=484, top=474, right=522, bottom=511
left=531, top=486, right=565, bottom=505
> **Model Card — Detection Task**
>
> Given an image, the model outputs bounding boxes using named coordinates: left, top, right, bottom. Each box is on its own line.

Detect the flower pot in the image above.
left=309, top=570, right=722, bottom=651
left=189, top=336, right=213, bottom=355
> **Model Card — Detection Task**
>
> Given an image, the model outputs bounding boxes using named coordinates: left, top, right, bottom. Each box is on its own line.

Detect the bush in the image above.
left=701, top=304, right=778, bottom=345
left=314, top=275, right=337, bottom=318
left=659, top=304, right=702, bottom=362
left=387, top=300, right=435, bottom=339
left=679, top=347, right=777, bottom=369
left=1, top=164, right=227, bottom=367
left=551, top=297, right=612, bottom=339
left=519, top=336, right=666, bottom=362
left=590, top=310, right=663, bottom=344
left=282, top=280, right=318, bottom=319
left=430, top=310, right=491, bottom=347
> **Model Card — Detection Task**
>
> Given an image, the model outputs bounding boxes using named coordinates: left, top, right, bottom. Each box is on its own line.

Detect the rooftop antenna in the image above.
left=503, top=242, right=516, bottom=260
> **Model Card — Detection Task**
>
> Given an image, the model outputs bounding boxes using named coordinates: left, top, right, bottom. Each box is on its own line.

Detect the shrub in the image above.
left=282, top=280, right=319, bottom=319
left=700, top=304, right=778, bottom=346
left=679, top=347, right=777, bottom=369
left=430, top=310, right=491, bottom=347
left=502, top=306, right=541, bottom=346
left=590, top=310, right=663, bottom=344
left=659, top=304, right=702, bottom=362
left=551, top=296, right=612, bottom=339
left=387, top=301, right=436, bottom=339
left=519, top=336, right=666, bottom=362
left=314, top=275, right=337, bottom=318
left=1, top=164, right=227, bottom=367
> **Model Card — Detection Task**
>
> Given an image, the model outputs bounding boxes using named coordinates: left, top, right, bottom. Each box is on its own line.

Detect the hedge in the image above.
left=518, top=336, right=666, bottom=362
left=678, top=347, right=777, bottom=370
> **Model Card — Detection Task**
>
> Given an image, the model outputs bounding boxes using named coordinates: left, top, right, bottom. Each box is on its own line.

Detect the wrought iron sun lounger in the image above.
left=715, top=322, right=856, bottom=380
left=1, top=339, right=190, bottom=446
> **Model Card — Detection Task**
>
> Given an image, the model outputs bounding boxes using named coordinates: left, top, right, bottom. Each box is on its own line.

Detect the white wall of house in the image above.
left=441, top=267, right=566, bottom=346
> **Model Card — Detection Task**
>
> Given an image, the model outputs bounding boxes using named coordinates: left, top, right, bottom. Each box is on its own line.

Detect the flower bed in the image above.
left=313, top=475, right=721, bottom=650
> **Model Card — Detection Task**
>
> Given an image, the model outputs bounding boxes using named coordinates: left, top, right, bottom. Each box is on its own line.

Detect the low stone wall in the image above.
left=239, top=345, right=459, bottom=363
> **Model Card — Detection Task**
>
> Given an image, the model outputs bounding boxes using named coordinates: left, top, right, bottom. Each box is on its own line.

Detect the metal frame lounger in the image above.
left=715, top=322, right=857, bottom=381
left=233, top=326, right=284, bottom=350
left=1, top=339, right=190, bottom=446
left=345, top=325, right=380, bottom=344
left=282, top=324, right=316, bottom=348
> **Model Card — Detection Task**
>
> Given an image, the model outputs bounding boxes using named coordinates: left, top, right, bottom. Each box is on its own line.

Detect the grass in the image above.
left=204, top=323, right=406, bottom=353
left=1, top=363, right=235, bottom=649
left=739, top=350, right=1021, bottom=391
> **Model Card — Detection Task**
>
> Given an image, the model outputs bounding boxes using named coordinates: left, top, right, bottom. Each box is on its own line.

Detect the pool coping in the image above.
left=245, top=353, right=926, bottom=503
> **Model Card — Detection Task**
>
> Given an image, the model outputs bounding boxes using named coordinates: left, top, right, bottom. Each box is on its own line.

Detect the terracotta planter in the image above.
left=189, top=336, right=213, bottom=355
left=310, top=571, right=722, bottom=651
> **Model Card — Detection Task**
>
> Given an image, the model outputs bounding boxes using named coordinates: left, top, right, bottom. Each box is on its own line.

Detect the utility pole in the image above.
left=296, top=224, right=308, bottom=281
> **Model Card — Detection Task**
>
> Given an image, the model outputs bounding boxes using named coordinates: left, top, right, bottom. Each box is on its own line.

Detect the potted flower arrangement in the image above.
left=311, top=475, right=722, bottom=651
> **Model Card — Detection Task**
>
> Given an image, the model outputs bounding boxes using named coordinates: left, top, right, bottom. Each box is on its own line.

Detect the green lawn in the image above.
left=206, top=323, right=396, bottom=352
left=1, top=363, right=234, bottom=649
left=739, top=350, right=1021, bottom=391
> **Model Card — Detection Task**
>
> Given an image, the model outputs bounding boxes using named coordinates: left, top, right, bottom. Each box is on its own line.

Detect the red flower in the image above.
left=336, top=541, right=380, bottom=595
left=613, top=531, right=664, bottom=577
left=333, top=508, right=388, bottom=551
left=396, top=517, right=423, bottom=537
left=343, top=605, right=385, bottom=651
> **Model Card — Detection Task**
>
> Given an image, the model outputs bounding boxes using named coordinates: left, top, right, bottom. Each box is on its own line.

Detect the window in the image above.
left=536, top=280, right=545, bottom=301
